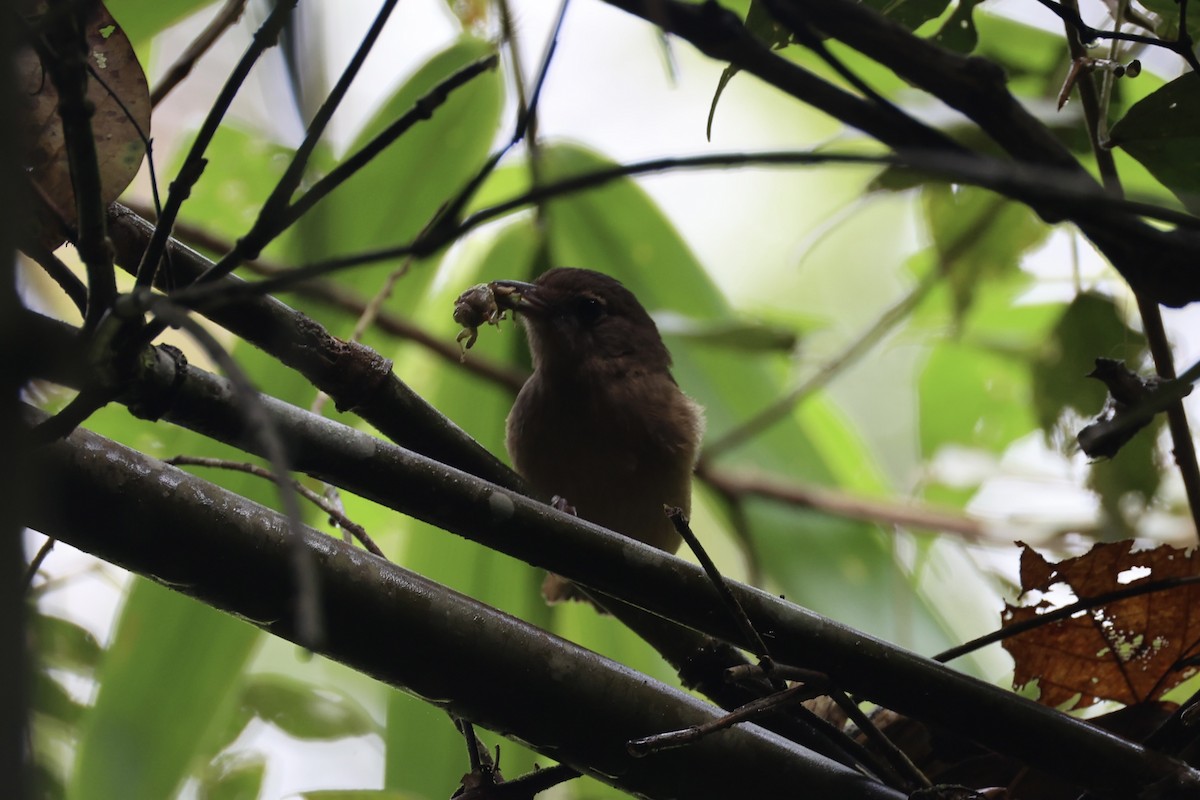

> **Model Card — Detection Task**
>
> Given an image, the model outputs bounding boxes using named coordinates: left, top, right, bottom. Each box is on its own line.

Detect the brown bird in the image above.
left=496, top=267, right=704, bottom=604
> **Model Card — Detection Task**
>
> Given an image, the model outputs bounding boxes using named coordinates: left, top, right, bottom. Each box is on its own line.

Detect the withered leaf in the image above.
left=1003, top=541, right=1200, bottom=710
left=19, top=0, right=150, bottom=248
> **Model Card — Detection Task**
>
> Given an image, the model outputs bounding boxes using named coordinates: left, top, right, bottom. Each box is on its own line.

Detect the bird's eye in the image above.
left=574, top=295, right=606, bottom=324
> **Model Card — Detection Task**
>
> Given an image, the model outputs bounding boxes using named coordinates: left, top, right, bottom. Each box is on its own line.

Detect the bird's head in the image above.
left=494, top=268, right=672, bottom=378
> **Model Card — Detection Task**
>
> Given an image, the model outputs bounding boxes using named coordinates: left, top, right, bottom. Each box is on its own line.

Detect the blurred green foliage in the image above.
left=26, top=1, right=1194, bottom=798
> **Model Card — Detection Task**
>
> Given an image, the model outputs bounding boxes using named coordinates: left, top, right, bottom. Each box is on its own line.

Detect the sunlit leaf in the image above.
left=105, top=0, right=217, bottom=45
left=197, top=753, right=266, bottom=800
left=919, top=340, right=1036, bottom=455
left=1005, top=541, right=1200, bottom=710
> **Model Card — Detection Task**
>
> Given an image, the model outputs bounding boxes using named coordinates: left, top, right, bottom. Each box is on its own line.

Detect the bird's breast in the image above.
left=505, top=370, right=701, bottom=553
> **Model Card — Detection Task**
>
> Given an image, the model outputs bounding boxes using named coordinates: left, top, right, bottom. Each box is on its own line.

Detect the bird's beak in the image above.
left=491, top=280, right=546, bottom=315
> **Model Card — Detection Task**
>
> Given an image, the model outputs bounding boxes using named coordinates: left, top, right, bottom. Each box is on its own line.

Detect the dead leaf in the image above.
left=18, top=0, right=150, bottom=248
left=1003, top=541, right=1200, bottom=710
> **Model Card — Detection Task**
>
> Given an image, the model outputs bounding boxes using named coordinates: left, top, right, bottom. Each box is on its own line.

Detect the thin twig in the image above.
left=704, top=269, right=936, bottom=459
left=150, top=0, right=248, bottom=107
left=21, top=241, right=87, bottom=315
left=82, top=58, right=160, bottom=218
left=934, top=573, right=1200, bottom=663
left=121, top=206, right=528, bottom=391
left=168, top=147, right=1200, bottom=306
left=456, top=717, right=489, bottom=775
left=1032, top=0, right=1200, bottom=72
left=729, top=663, right=930, bottom=791
left=164, top=455, right=385, bottom=557
left=134, top=0, right=301, bottom=288
left=193, top=52, right=500, bottom=287
left=704, top=483, right=763, bottom=586
left=1139, top=304, right=1200, bottom=542
left=454, top=765, right=582, bottom=800
left=432, top=0, right=570, bottom=232
left=627, top=682, right=810, bottom=756
left=695, top=463, right=985, bottom=541
left=665, top=506, right=773, bottom=663
left=23, top=538, right=56, bottom=590
left=222, top=0, right=403, bottom=268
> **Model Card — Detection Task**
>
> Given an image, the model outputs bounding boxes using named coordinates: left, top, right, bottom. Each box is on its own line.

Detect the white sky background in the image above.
left=29, top=0, right=1200, bottom=796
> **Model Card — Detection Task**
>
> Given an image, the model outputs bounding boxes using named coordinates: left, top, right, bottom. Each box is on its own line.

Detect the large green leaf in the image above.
left=1110, top=73, right=1200, bottom=215
left=68, top=579, right=259, bottom=800
left=918, top=339, right=1036, bottom=456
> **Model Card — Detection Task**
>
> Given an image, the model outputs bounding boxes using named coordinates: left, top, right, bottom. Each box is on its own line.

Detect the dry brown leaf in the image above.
left=18, top=0, right=150, bottom=247
left=1003, top=540, right=1200, bottom=710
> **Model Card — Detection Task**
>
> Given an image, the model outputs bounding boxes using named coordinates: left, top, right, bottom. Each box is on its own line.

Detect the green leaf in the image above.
left=654, top=313, right=799, bottom=352
left=1087, top=417, right=1163, bottom=537
left=1110, top=73, right=1200, bottom=215
left=1030, top=293, right=1146, bottom=435
left=919, top=340, right=1036, bottom=455
left=239, top=674, right=379, bottom=740
left=708, top=1, right=790, bottom=140
left=33, top=614, right=103, bottom=674
left=33, top=671, right=87, bottom=726
left=862, top=0, right=952, bottom=30
left=972, top=11, right=1070, bottom=97
left=106, top=0, right=217, bottom=45
left=298, top=791, right=420, bottom=799
left=197, top=753, right=266, bottom=800
left=68, top=579, right=259, bottom=800
left=31, top=759, right=66, bottom=800
left=923, top=185, right=1047, bottom=317
left=932, top=0, right=985, bottom=53
left=1137, top=0, right=1200, bottom=43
